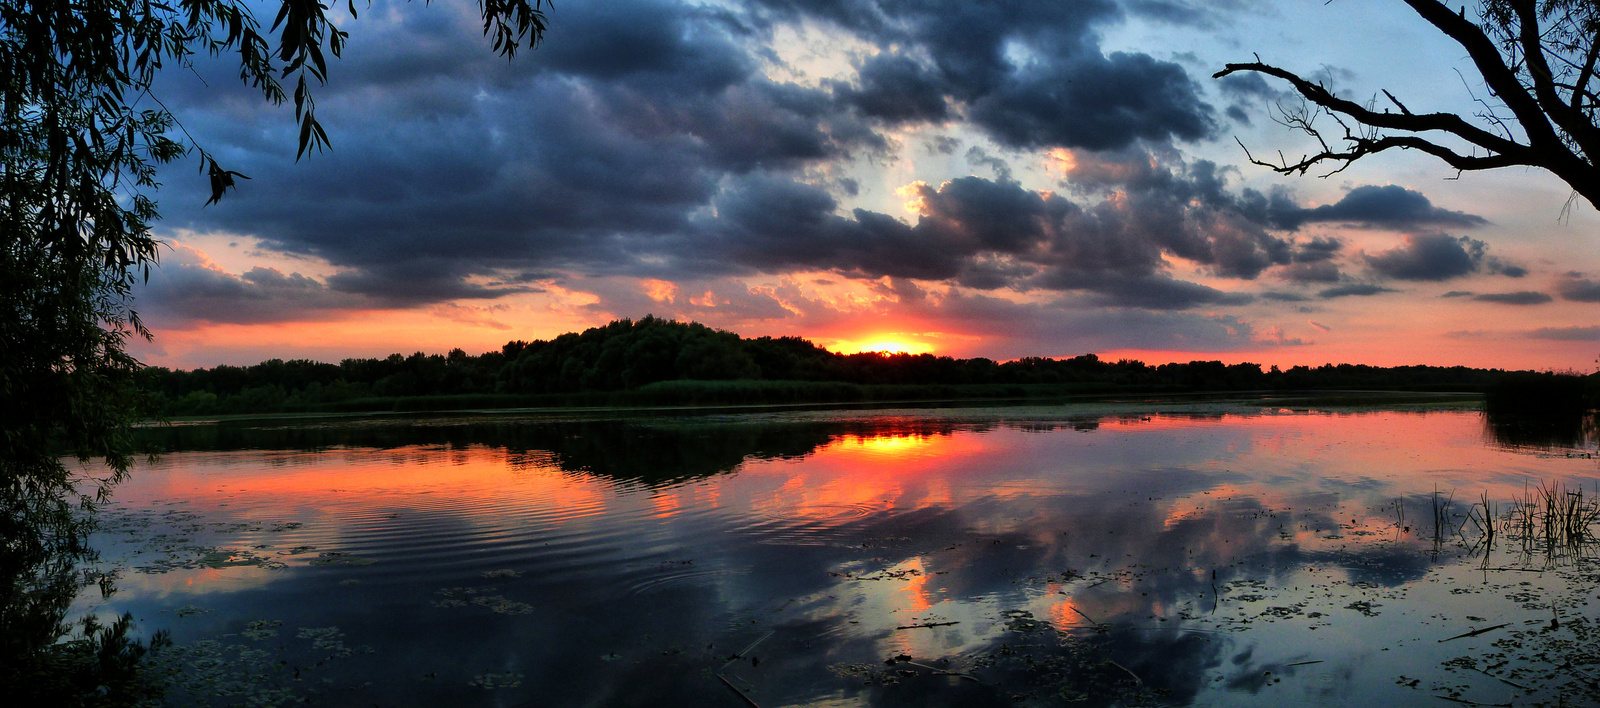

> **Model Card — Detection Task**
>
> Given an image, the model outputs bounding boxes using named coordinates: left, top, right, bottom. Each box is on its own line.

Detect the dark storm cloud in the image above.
left=754, top=0, right=1218, bottom=151
left=964, top=146, right=1013, bottom=182
left=695, top=176, right=952, bottom=281
left=925, top=135, right=963, bottom=154
left=1364, top=233, right=1487, bottom=281
left=969, top=50, right=1216, bottom=150
left=534, top=0, right=753, bottom=88
left=1526, top=326, right=1600, bottom=341
left=955, top=256, right=1040, bottom=290
left=832, top=53, right=950, bottom=124
left=1318, top=283, right=1396, bottom=298
left=1472, top=291, right=1553, bottom=305
left=1050, top=151, right=1295, bottom=278
left=154, top=0, right=891, bottom=303
left=137, top=249, right=363, bottom=326
left=1557, top=274, right=1600, bottom=302
left=1278, top=261, right=1341, bottom=283
left=325, top=262, right=539, bottom=306
left=1216, top=71, right=1281, bottom=100
left=174, top=77, right=715, bottom=272
left=904, top=290, right=1267, bottom=354
left=1487, top=259, right=1528, bottom=277
left=693, top=173, right=1265, bottom=308
left=1291, top=236, right=1342, bottom=262
left=1272, top=186, right=1487, bottom=231
left=142, top=0, right=1435, bottom=323
left=1259, top=291, right=1312, bottom=302
left=1077, top=274, right=1255, bottom=309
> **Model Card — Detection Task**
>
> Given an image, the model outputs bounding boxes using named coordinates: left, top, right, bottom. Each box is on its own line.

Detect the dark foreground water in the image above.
left=75, top=401, right=1600, bottom=707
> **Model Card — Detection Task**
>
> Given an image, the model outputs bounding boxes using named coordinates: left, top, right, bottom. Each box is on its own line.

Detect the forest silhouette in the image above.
left=139, top=316, right=1596, bottom=416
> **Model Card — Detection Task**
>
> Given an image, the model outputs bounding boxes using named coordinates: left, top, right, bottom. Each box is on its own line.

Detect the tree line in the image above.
left=137, top=316, right=1576, bottom=416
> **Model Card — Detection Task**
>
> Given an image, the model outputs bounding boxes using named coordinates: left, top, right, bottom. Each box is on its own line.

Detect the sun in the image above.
left=830, top=337, right=933, bottom=355
left=860, top=340, right=916, bottom=354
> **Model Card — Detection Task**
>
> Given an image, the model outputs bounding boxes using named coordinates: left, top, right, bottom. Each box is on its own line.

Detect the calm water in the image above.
left=78, top=402, right=1600, bottom=706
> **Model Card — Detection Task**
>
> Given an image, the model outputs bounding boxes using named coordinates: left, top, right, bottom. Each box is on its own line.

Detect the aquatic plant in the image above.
left=1504, top=480, right=1600, bottom=565
left=1, top=612, right=170, bottom=707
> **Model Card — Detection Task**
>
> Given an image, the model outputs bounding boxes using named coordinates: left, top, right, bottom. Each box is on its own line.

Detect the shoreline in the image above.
left=142, top=389, right=1486, bottom=426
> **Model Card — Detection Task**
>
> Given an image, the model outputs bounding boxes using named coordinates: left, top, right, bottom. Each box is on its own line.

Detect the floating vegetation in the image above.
left=433, top=587, right=534, bottom=615
left=828, top=566, right=936, bottom=581
left=481, top=569, right=522, bottom=579
left=473, top=596, right=534, bottom=615
left=174, top=605, right=210, bottom=618
left=296, top=626, right=357, bottom=657
left=136, top=547, right=288, bottom=574
left=432, top=586, right=480, bottom=607
left=468, top=671, right=525, bottom=689
left=144, top=622, right=369, bottom=708
left=146, top=639, right=300, bottom=708
left=241, top=620, right=282, bottom=641
left=1343, top=600, right=1382, bottom=617
left=827, top=661, right=917, bottom=685
left=307, top=551, right=376, bottom=566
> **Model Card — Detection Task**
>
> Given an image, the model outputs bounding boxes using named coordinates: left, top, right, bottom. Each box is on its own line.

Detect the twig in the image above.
left=719, top=630, right=774, bottom=670
left=718, top=674, right=762, bottom=708
left=1068, top=605, right=1102, bottom=627
left=1434, top=696, right=1510, bottom=707
left=1285, top=660, right=1324, bottom=667
left=903, top=661, right=982, bottom=683
left=895, top=621, right=959, bottom=630
left=1108, top=660, right=1143, bottom=685
left=1210, top=568, right=1220, bottom=615
left=1060, top=626, right=1224, bottom=635
left=1560, top=662, right=1600, bottom=689
left=1466, top=666, right=1530, bottom=691
left=1438, top=623, right=1511, bottom=642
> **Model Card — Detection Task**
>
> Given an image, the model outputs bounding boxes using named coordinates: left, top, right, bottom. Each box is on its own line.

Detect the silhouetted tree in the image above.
left=5, top=0, right=548, bottom=486
left=1217, top=0, right=1600, bottom=207
left=2, top=2, right=545, bottom=699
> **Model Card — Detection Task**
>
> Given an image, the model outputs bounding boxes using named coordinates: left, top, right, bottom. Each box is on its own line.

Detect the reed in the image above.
left=1464, top=490, right=1495, bottom=550
left=1431, top=487, right=1455, bottom=546
left=1502, top=480, right=1600, bottom=563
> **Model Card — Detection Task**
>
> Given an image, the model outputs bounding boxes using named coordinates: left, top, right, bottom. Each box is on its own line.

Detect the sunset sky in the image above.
left=130, top=0, right=1600, bottom=371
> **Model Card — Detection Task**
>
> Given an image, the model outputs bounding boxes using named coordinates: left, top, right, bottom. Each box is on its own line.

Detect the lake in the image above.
left=76, top=399, right=1600, bottom=706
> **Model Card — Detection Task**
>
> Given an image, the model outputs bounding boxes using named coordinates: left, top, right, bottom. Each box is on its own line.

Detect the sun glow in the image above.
left=845, top=434, right=934, bottom=458
left=829, top=337, right=933, bottom=355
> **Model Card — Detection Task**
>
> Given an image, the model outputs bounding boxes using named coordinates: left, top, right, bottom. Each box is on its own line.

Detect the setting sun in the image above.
left=829, top=337, right=934, bottom=355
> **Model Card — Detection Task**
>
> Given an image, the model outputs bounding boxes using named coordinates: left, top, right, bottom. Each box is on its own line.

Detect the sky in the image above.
left=129, top=0, right=1600, bottom=371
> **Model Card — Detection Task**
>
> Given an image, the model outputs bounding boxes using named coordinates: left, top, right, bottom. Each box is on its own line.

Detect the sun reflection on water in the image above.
left=79, top=407, right=1600, bottom=707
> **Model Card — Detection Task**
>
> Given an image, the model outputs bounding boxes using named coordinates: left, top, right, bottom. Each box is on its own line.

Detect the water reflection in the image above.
left=87, top=407, right=1600, bottom=706
left=1483, top=406, right=1598, bottom=452
left=139, top=415, right=984, bottom=487
left=0, top=480, right=169, bottom=704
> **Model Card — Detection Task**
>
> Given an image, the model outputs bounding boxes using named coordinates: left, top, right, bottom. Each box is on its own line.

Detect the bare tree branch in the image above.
left=1218, top=0, right=1600, bottom=209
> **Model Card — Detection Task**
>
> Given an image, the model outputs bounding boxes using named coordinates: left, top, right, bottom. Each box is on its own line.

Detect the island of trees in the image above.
left=136, top=316, right=1596, bottom=416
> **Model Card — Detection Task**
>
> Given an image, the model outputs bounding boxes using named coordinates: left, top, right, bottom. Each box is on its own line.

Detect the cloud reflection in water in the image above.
left=92, top=407, right=1600, bottom=706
